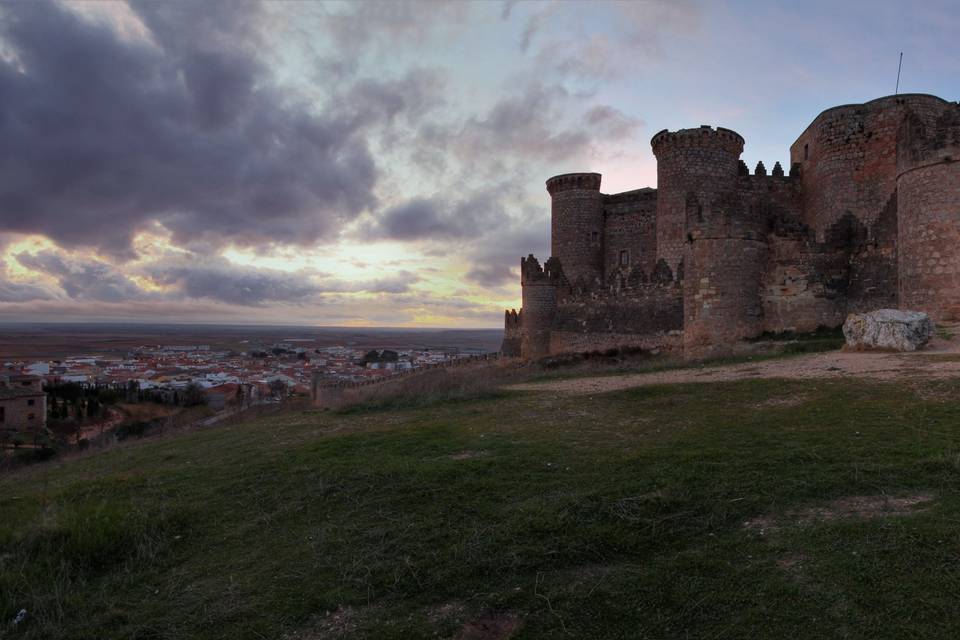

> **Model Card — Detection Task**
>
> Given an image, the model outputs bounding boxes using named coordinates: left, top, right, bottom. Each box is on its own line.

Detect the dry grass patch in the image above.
left=457, top=612, right=522, bottom=640
left=745, top=493, right=934, bottom=534
left=758, top=394, right=809, bottom=408
left=449, top=450, right=488, bottom=461
left=283, top=605, right=360, bottom=640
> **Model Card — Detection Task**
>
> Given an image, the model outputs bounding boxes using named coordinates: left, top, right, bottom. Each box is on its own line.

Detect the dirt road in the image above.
left=509, top=333, right=960, bottom=395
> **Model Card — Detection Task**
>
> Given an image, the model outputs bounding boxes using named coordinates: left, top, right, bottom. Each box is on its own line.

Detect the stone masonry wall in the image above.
left=602, top=188, right=657, bottom=283
left=652, top=127, right=744, bottom=273
left=504, top=94, right=958, bottom=360
left=791, top=94, right=950, bottom=238
left=500, top=309, right=522, bottom=357
left=550, top=285, right=682, bottom=355
left=0, top=394, right=47, bottom=431
left=898, top=161, right=960, bottom=319
left=548, top=173, right=604, bottom=288
left=761, top=234, right=849, bottom=333
left=683, top=238, right=766, bottom=354
left=897, top=102, right=960, bottom=320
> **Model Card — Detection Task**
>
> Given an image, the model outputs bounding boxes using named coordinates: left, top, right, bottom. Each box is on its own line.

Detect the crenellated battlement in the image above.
left=650, top=125, right=744, bottom=157
left=897, top=102, right=960, bottom=175
left=546, top=172, right=602, bottom=194
left=520, top=254, right=564, bottom=285
left=736, top=160, right=798, bottom=180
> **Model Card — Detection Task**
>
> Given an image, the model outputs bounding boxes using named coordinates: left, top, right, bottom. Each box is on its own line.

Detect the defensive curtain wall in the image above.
left=502, top=94, right=960, bottom=360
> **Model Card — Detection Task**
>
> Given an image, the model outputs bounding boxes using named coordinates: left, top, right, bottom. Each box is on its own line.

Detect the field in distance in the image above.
left=0, top=323, right=503, bottom=360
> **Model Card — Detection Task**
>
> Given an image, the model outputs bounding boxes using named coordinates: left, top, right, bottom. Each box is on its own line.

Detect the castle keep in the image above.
left=501, top=94, right=960, bottom=359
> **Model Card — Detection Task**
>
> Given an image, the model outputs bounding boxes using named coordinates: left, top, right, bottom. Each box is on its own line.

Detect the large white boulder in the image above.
left=843, top=309, right=935, bottom=352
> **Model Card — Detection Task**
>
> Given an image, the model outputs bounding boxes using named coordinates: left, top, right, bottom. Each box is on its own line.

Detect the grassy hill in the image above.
left=3, top=374, right=960, bottom=639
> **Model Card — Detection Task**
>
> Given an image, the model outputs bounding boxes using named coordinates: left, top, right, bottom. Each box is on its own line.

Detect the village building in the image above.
left=0, top=374, right=47, bottom=433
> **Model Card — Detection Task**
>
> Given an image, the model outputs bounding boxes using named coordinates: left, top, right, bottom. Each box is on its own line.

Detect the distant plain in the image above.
left=0, top=324, right=503, bottom=360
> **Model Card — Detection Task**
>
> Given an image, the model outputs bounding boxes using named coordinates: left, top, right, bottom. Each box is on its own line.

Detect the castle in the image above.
left=501, top=94, right=960, bottom=359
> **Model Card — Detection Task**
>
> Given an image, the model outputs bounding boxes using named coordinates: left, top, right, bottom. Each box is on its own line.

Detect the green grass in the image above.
left=4, top=376, right=960, bottom=638
left=937, top=326, right=955, bottom=340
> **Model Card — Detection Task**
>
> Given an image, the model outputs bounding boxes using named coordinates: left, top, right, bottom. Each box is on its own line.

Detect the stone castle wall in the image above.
left=505, top=94, right=960, bottom=360
left=790, top=94, right=949, bottom=237
left=601, top=188, right=657, bottom=284
left=897, top=101, right=960, bottom=319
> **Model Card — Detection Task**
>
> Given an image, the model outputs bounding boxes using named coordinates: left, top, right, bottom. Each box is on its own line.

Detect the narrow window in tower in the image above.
left=804, top=144, right=809, bottom=160
left=590, top=231, right=599, bottom=242
left=619, top=250, right=629, bottom=266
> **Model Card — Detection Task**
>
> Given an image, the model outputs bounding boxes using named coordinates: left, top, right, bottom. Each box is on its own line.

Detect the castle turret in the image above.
left=790, top=94, right=951, bottom=239
left=682, top=189, right=769, bottom=356
left=651, top=126, right=744, bottom=274
left=500, top=309, right=522, bottom=357
left=520, top=254, right=561, bottom=359
left=547, top=173, right=604, bottom=289
left=897, top=102, right=960, bottom=320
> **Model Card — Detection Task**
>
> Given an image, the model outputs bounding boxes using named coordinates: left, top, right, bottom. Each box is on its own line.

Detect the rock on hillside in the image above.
left=843, top=309, right=935, bottom=352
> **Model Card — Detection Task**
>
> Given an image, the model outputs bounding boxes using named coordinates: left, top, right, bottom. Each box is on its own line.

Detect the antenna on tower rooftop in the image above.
left=895, top=52, right=903, bottom=95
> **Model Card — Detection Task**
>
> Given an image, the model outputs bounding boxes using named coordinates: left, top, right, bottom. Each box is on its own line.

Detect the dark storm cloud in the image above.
left=464, top=264, right=516, bottom=288
left=16, top=251, right=148, bottom=303
left=363, top=187, right=511, bottom=242
left=145, top=258, right=321, bottom=306
left=344, top=69, right=447, bottom=127
left=0, top=281, right=52, bottom=303
left=456, top=84, right=589, bottom=162
left=144, top=256, right=419, bottom=305
left=465, top=223, right=550, bottom=288
left=0, top=1, right=378, bottom=255
left=14, top=249, right=422, bottom=307
left=369, top=199, right=452, bottom=241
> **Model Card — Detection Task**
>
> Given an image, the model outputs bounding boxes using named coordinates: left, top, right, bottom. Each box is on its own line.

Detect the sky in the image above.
left=0, top=0, right=957, bottom=328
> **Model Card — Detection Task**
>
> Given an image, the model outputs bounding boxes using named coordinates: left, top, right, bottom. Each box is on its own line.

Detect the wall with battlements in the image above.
left=502, top=94, right=960, bottom=359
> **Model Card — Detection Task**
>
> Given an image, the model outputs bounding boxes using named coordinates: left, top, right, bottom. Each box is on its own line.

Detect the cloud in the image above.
left=583, top=105, right=643, bottom=140
left=0, top=278, right=55, bottom=303
left=16, top=251, right=148, bottom=303
left=321, top=270, right=421, bottom=294
left=321, top=0, right=468, bottom=56
left=144, top=257, right=320, bottom=306
left=363, top=187, right=511, bottom=242
left=465, top=221, right=550, bottom=288
left=526, top=1, right=701, bottom=81
left=455, top=84, right=589, bottom=163
left=0, top=0, right=379, bottom=256
left=14, top=248, right=422, bottom=307
left=464, top=263, right=517, bottom=288
left=347, top=69, right=446, bottom=125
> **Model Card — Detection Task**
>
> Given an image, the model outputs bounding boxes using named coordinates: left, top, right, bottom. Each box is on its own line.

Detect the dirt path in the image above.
left=509, top=332, right=960, bottom=395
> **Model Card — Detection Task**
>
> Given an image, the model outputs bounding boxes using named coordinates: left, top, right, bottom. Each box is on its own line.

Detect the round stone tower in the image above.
left=897, top=104, right=960, bottom=320
left=546, top=173, right=604, bottom=289
left=681, top=197, right=769, bottom=356
left=520, top=255, right=560, bottom=360
left=651, top=126, right=744, bottom=274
